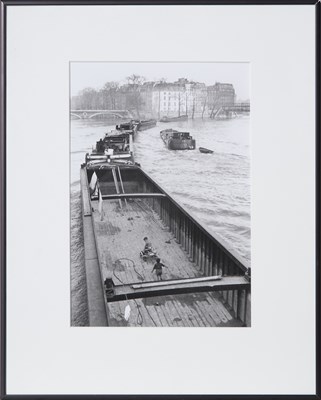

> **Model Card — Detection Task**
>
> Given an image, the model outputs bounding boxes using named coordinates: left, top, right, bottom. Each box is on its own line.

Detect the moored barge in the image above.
left=160, top=115, right=188, bottom=123
left=160, top=128, right=196, bottom=150
left=135, top=119, right=157, bottom=131
left=93, top=129, right=135, bottom=164
left=80, top=149, right=251, bottom=327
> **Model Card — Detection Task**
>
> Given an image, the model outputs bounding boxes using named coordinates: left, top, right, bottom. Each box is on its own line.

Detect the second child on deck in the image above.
left=152, top=258, right=168, bottom=281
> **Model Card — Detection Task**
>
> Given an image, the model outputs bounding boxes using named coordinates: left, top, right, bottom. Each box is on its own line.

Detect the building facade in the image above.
left=73, top=79, right=237, bottom=119
left=207, top=82, right=236, bottom=116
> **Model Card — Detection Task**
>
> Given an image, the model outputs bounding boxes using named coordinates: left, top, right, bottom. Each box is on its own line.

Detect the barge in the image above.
left=160, top=129, right=196, bottom=150
left=115, top=119, right=156, bottom=132
left=160, top=115, right=188, bottom=123
left=93, top=131, right=134, bottom=164
left=135, top=119, right=157, bottom=131
left=115, top=120, right=138, bottom=133
left=80, top=149, right=251, bottom=327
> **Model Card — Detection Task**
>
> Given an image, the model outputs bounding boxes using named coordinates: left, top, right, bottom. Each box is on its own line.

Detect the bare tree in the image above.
left=209, top=91, right=223, bottom=119
left=200, top=88, right=208, bottom=119
left=101, top=81, right=119, bottom=109
left=126, top=74, right=146, bottom=86
left=125, top=74, right=146, bottom=117
left=78, top=87, right=99, bottom=109
left=201, top=96, right=207, bottom=119
left=191, top=96, right=196, bottom=119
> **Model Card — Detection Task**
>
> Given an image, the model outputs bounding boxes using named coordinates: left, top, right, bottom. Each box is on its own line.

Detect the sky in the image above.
left=70, top=62, right=250, bottom=101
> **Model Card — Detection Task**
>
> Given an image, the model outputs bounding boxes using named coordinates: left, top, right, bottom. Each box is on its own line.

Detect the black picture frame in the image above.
left=0, top=0, right=319, bottom=398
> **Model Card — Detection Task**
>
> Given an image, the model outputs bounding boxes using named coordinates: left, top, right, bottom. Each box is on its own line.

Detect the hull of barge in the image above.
left=137, top=119, right=157, bottom=131
left=160, top=129, right=196, bottom=151
left=80, top=163, right=251, bottom=327
left=160, top=115, right=188, bottom=122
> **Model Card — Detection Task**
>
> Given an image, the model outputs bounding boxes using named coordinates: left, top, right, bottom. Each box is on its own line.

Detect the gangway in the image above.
left=105, top=275, right=250, bottom=302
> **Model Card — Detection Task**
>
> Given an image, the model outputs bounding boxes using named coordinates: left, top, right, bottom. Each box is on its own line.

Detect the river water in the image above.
left=70, top=116, right=250, bottom=326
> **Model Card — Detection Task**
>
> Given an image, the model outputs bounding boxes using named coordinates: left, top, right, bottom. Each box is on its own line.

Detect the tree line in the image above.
left=72, top=75, right=151, bottom=117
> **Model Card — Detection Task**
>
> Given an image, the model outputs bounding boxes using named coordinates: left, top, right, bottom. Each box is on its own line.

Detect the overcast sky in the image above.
left=70, top=62, right=250, bottom=100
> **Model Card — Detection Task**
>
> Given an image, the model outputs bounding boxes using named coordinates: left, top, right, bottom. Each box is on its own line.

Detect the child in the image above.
left=152, top=258, right=167, bottom=281
left=140, top=237, right=153, bottom=256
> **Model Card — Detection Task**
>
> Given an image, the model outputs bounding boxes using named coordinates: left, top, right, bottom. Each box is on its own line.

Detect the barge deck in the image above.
left=91, top=198, right=244, bottom=327
left=81, top=157, right=251, bottom=328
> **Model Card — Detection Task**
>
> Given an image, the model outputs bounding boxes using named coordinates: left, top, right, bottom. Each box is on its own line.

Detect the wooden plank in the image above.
left=193, top=301, right=217, bottom=327
left=186, top=300, right=205, bottom=327
left=80, top=168, right=92, bottom=216
left=158, top=304, right=172, bottom=326
left=200, top=235, right=204, bottom=273
left=166, top=300, right=185, bottom=327
left=209, top=295, right=233, bottom=322
left=213, top=247, right=218, bottom=275
left=108, top=276, right=249, bottom=302
left=153, top=305, right=167, bottom=326
left=111, top=167, right=122, bottom=209
left=189, top=220, right=193, bottom=260
left=132, top=275, right=222, bottom=289
left=146, top=305, right=163, bottom=327
left=205, top=237, right=209, bottom=276
left=82, top=209, right=108, bottom=326
left=161, top=301, right=178, bottom=327
left=92, top=192, right=166, bottom=200
left=138, top=302, right=157, bottom=327
left=200, top=298, right=222, bottom=325
left=171, top=300, right=188, bottom=327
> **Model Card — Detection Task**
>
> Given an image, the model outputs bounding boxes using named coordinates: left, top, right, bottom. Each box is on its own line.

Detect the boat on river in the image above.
left=199, top=147, right=214, bottom=154
left=160, top=129, right=196, bottom=150
left=135, top=119, right=157, bottom=131
left=116, top=119, right=156, bottom=132
left=115, top=120, right=139, bottom=132
left=92, top=127, right=136, bottom=164
left=160, top=115, right=188, bottom=123
left=80, top=143, right=251, bottom=327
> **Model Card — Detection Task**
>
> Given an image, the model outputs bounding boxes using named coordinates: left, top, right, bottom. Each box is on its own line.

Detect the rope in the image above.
left=113, top=258, right=157, bottom=326
left=112, top=265, right=143, bottom=326
left=115, top=257, right=145, bottom=281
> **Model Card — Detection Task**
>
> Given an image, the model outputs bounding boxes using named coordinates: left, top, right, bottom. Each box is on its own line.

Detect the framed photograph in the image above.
left=1, top=0, right=319, bottom=398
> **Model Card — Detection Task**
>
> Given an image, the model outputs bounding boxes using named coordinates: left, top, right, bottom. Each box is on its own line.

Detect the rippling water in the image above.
left=70, top=116, right=250, bottom=326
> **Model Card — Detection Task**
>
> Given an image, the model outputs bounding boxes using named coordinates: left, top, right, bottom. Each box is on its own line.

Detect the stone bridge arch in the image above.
left=88, top=112, right=126, bottom=119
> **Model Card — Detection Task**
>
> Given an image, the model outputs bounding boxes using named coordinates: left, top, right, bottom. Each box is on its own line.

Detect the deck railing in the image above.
left=143, top=194, right=251, bottom=327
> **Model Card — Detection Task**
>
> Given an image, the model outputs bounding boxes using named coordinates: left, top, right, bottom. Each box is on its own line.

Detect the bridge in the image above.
left=212, top=102, right=250, bottom=119
left=70, top=109, right=133, bottom=119
left=223, top=102, right=250, bottom=113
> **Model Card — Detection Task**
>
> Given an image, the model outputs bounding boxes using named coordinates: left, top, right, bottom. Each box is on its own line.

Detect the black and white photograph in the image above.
left=2, top=1, right=318, bottom=397
left=70, top=62, right=251, bottom=327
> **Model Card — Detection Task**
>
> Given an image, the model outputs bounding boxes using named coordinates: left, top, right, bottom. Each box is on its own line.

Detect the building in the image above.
left=151, top=82, right=187, bottom=118
left=149, top=79, right=209, bottom=119
left=73, top=79, right=237, bottom=119
left=185, top=81, right=207, bottom=118
left=207, top=82, right=236, bottom=116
